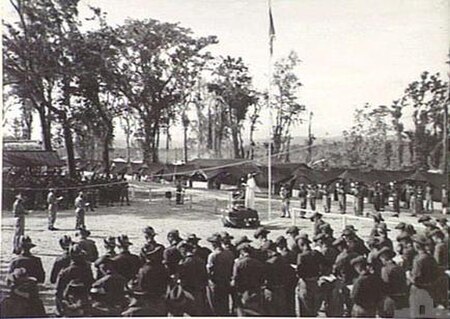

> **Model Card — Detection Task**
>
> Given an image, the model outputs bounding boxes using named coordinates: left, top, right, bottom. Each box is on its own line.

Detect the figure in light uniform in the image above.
left=245, top=174, right=256, bottom=209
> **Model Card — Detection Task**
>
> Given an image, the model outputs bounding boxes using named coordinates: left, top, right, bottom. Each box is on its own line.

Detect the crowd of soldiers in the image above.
left=281, top=180, right=448, bottom=218
left=2, top=212, right=449, bottom=317
left=3, top=169, right=130, bottom=211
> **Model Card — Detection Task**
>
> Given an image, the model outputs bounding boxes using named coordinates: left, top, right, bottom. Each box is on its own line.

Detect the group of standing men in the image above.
left=3, top=211, right=449, bottom=317
left=279, top=181, right=448, bottom=218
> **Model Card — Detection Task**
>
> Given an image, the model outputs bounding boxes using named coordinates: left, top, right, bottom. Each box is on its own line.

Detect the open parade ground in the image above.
left=1, top=181, right=444, bottom=316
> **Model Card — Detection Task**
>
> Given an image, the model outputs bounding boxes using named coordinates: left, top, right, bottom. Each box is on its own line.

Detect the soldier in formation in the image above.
left=5, top=211, right=449, bottom=317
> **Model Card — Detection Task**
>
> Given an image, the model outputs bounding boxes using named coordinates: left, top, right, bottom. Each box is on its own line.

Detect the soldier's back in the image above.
left=51, top=253, right=71, bottom=284
left=0, top=294, right=46, bottom=318
left=9, top=255, right=45, bottom=283
left=112, top=251, right=141, bottom=281
left=78, top=239, right=99, bottom=263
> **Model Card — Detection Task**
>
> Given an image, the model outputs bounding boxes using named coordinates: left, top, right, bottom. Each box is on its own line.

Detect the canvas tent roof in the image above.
left=3, top=150, right=64, bottom=167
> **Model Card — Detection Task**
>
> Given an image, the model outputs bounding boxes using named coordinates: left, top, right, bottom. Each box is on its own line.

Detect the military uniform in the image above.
left=163, top=243, right=182, bottom=275
left=12, top=197, right=27, bottom=254
left=56, top=260, right=94, bottom=315
left=206, top=247, right=235, bottom=316
left=0, top=290, right=46, bottom=318
left=178, top=251, right=209, bottom=315
left=232, top=253, right=266, bottom=316
left=409, top=250, right=439, bottom=303
left=47, top=190, right=58, bottom=229
left=92, top=272, right=128, bottom=308
left=74, top=194, right=87, bottom=229
left=264, top=252, right=294, bottom=316
left=296, top=248, right=325, bottom=317
left=50, top=251, right=71, bottom=284
left=338, top=185, right=347, bottom=213
left=112, top=250, right=141, bottom=282
left=78, top=237, right=99, bottom=263
left=379, top=260, right=409, bottom=317
left=9, top=254, right=45, bottom=284
left=351, top=271, right=383, bottom=317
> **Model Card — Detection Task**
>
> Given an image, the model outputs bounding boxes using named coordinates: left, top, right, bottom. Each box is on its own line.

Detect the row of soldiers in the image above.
left=3, top=171, right=130, bottom=211
left=290, top=181, right=448, bottom=216
left=3, top=213, right=449, bottom=317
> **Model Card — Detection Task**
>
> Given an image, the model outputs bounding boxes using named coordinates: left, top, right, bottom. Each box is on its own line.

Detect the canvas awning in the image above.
left=3, top=150, right=64, bottom=167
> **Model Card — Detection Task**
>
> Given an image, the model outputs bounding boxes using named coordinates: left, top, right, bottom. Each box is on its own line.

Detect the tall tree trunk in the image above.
left=103, top=131, right=111, bottom=175
left=38, top=107, right=52, bottom=150
left=285, top=135, right=291, bottom=162
left=414, top=122, right=428, bottom=170
left=231, top=126, right=241, bottom=159
left=63, top=122, right=77, bottom=178
left=396, top=131, right=403, bottom=168
left=207, top=106, right=213, bottom=150
left=183, top=125, right=188, bottom=163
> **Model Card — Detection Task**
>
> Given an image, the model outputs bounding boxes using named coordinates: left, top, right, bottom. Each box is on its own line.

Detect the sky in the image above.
left=3, top=0, right=449, bottom=142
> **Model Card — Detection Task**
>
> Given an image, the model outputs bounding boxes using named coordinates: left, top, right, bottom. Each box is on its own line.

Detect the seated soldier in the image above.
left=9, top=236, right=45, bottom=284
left=0, top=268, right=46, bottom=318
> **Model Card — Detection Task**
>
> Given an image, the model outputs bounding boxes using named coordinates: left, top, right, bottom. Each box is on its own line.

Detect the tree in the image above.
left=102, top=19, right=217, bottom=165
left=343, top=103, right=390, bottom=168
left=375, top=98, right=407, bottom=169
left=208, top=56, right=257, bottom=158
left=3, top=0, right=96, bottom=177
left=247, top=93, right=264, bottom=159
left=403, top=71, right=448, bottom=170
left=271, top=51, right=306, bottom=161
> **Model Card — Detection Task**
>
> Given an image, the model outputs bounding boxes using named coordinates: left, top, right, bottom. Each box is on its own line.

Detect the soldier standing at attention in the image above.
left=298, top=184, right=307, bottom=216
left=337, top=182, right=347, bottom=214
left=112, top=235, right=141, bottom=282
left=12, top=193, right=29, bottom=254
left=47, top=188, right=62, bottom=231
left=8, top=236, right=45, bottom=284
left=74, top=191, right=89, bottom=230
left=425, top=183, right=434, bottom=213
left=391, top=181, right=401, bottom=217
left=280, top=184, right=291, bottom=218
left=321, top=184, right=331, bottom=213
left=441, top=184, right=448, bottom=215
left=307, top=184, right=317, bottom=211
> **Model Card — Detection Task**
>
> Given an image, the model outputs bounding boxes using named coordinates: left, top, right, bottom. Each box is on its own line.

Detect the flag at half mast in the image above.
left=269, top=1, right=276, bottom=56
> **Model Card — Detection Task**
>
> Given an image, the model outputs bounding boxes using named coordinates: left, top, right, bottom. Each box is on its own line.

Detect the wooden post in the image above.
left=214, top=199, right=218, bottom=214
left=189, top=194, right=193, bottom=210
left=148, top=189, right=152, bottom=202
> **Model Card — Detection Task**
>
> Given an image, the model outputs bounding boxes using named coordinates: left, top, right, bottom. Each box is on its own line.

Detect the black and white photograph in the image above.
left=1, top=0, right=449, bottom=317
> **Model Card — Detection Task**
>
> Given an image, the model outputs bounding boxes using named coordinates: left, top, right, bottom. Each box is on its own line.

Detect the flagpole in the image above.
left=268, top=57, right=273, bottom=221
left=267, top=0, right=274, bottom=221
